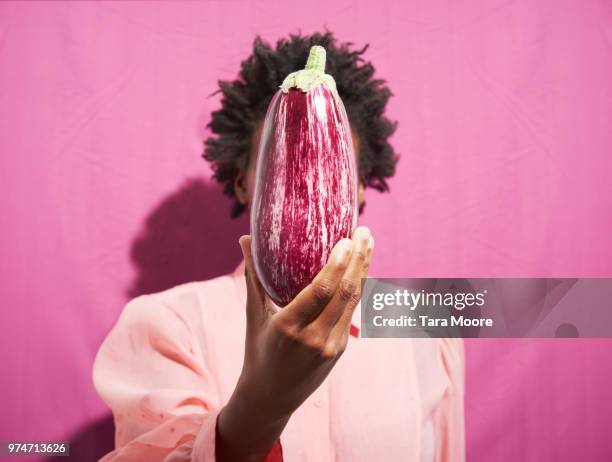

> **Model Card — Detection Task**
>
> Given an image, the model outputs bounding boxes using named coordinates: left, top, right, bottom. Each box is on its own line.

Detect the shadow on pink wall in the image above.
left=49, top=416, right=115, bottom=462
left=127, top=178, right=249, bottom=298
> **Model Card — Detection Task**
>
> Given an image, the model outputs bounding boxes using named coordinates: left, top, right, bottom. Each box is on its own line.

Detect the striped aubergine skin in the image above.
left=251, top=85, right=358, bottom=307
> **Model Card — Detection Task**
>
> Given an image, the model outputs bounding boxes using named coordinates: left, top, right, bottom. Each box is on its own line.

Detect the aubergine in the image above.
left=250, top=45, right=358, bottom=307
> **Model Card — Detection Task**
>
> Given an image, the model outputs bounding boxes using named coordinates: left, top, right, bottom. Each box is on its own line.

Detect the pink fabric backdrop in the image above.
left=1, top=1, right=611, bottom=460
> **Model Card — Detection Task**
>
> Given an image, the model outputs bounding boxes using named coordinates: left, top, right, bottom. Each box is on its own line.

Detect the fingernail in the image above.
left=335, top=239, right=353, bottom=261
left=367, top=236, right=374, bottom=250
left=355, top=226, right=370, bottom=241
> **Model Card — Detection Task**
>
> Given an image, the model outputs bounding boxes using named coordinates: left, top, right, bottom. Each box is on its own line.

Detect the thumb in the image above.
left=239, top=235, right=268, bottom=327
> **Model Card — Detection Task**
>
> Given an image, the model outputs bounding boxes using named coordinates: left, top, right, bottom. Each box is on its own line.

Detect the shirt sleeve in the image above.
left=435, top=338, right=466, bottom=462
left=93, top=294, right=222, bottom=461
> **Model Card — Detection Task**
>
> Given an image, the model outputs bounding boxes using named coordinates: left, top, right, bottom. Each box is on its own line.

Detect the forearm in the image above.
left=216, top=383, right=290, bottom=462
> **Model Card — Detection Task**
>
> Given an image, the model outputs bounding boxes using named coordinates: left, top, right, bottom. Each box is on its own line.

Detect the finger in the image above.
left=239, top=235, right=268, bottom=326
left=312, top=227, right=372, bottom=334
left=276, top=237, right=353, bottom=328
left=332, top=234, right=374, bottom=342
left=360, top=235, right=374, bottom=278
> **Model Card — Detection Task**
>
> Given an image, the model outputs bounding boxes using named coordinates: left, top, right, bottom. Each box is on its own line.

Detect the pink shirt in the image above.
left=93, top=262, right=465, bottom=461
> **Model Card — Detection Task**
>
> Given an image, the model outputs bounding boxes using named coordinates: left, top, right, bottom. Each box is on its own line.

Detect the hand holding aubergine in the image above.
left=216, top=227, right=373, bottom=462
left=217, top=46, right=368, bottom=461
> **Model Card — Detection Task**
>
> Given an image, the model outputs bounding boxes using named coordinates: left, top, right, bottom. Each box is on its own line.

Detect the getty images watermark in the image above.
left=360, top=278, right=612, bottom=338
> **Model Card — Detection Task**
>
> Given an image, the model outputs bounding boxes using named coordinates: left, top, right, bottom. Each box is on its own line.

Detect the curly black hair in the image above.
left=203, top=31, right=399, bottom=217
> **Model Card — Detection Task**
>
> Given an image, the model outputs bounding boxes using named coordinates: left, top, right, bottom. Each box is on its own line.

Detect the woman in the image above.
left=93, top=32, right=465, bottom=461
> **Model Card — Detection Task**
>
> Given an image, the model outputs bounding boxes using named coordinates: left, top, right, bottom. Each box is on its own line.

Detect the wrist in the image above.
left=217, top=382, right=290, bottom=462
left=231, top=377, right=291, bottom=426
